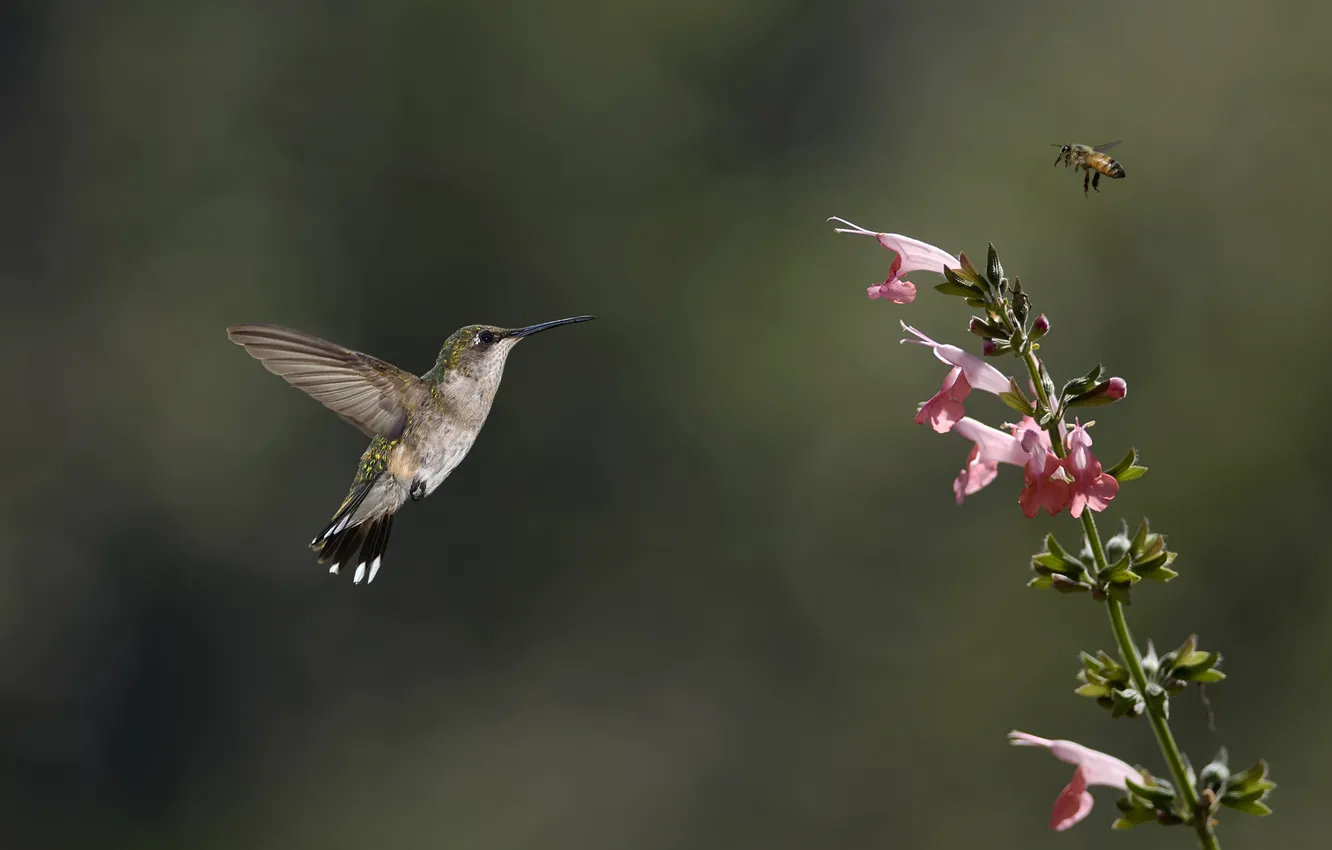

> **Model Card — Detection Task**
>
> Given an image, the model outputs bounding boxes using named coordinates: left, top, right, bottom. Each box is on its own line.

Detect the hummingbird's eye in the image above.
left=478, top=330, right=496, bottom=345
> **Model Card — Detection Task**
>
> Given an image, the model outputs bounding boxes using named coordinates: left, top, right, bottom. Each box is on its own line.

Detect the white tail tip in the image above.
left=353, top=562, right=366, bottom=584
left=368, top=556, right=383, bottom=583
left=329, top=563, right=340, bottom=575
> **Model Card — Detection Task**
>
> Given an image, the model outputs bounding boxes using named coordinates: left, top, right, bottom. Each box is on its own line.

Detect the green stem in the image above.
left=1021, top=350, right=1219, bottom=850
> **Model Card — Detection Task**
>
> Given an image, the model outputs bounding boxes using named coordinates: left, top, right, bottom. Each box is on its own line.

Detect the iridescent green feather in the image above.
left=357, top=436, right=399, bottom=484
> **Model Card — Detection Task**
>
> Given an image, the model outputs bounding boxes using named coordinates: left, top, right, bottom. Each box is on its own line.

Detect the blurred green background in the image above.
left=1, top=0, right=1327, bottom=847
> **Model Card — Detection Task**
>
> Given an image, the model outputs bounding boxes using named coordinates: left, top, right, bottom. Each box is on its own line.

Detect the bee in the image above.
left=1052, top=141, right=1125, bottom=196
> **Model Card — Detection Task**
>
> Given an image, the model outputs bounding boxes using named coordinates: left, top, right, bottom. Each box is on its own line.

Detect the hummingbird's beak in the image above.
left=505, top=315, right=595, bottom=339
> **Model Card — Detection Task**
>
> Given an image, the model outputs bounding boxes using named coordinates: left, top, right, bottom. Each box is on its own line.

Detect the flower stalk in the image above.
left=830, top=219, right=1274, bottom=843
left=1023, top=345, right=1219, bottom=849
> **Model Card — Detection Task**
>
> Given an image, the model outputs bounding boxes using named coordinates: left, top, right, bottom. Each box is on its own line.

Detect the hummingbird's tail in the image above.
left=311, top=481, right=396, bottom=585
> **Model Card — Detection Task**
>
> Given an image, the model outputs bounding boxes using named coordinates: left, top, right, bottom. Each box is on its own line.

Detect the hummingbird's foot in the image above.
left=410, top=478, right=426, bottom=501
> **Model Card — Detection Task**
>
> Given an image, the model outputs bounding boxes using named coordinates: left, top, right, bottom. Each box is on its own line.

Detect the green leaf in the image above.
left=1115, top=465, right=1149, bottom=482
left=1225, top=779, right=1276, bottom=801
left=1099, top=553, right=1139, bottom=583
left=1176, top=650, right=1209, bottom=668
left=957, top=250, right=984, bottom=285
left=1061, top=362, right=1105, bottom=398
left=1000, top=378, right=1034, bottom=416
left=1131, top=518, right=1150, bottom=554
left=1223, top=789, right=1272, bottom=808
left=1222, top=799, right=1273, bottom=816
left=1104, top=447, right=1140, bottom=478
left=935, top=280, right=982, bottom=298
left=1027, top=575, right=1054, bottom=590
left=1188, top=668, right=1227, bottom=684
left=1225, top=760, right=1271, bottom=795
left=1173, top=647, right=1220, bottom=675
left=1000, top=391, right=1034, bottom=416
left=1125, top=778, right=1176, bottom=808
left=1137, top=533, right=1165, bottom=561
left=1111, top=688, right=1144, bottom=718
left=1045, top=533, right=1072, bottom=561
left=1075, top=683, right=1113, bottom=698
left=1067, top=393, right=1117, bottom=408
left=968, top=317, right=1008, bottom=339
left=1168, top=635, right=1198, bottom=662
left=1032, top=552, right=1065, bottom=572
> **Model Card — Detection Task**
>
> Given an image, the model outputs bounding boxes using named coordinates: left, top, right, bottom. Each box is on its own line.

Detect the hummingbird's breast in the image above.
left=407, top=403, right=487, bottom=498
left=415, top=428, right=480, bottom=496
left=402, top=373, right=502, bottom=497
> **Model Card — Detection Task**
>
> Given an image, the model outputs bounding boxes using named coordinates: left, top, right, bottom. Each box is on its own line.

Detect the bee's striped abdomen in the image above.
left=1089, top=153, right=1125, bottom=178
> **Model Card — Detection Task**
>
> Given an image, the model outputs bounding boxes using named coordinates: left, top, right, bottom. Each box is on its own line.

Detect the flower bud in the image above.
left=969, top=316, right=1009, bottom=340
left=1105, top=522, right=1133, bottom=564
left=1200, top=749, right=1231, bottom=794
left=1140, top=642, right=1160, bottom=678
left=1067, top=377, right=1128, bottom=407
left=982, top=338, right=1012, bottom=357
left=1031, top=313, right=1050, bottom=340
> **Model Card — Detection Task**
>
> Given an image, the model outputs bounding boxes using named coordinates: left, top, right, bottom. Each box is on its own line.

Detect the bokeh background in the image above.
left=1, top=0, right=1327, bottom=847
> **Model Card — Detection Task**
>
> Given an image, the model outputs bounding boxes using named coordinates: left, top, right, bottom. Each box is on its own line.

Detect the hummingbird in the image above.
left=226, top=315, right=594, bottom=584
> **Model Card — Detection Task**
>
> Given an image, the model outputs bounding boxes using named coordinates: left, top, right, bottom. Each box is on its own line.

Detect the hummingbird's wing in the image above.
left=227, top=324, right=425, bottom=438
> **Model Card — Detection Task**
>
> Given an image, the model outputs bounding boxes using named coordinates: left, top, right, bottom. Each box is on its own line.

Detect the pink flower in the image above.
left=829, top=217, right=961, bottom=305
left=1018, top=427, right=1072, bottom=518
left=952, top=417, right=1032, bottom=468
left=949, top=416, right=1074, bottom=517
left=950, top=417, right=1033, bottom=504
left=1008, top=731, right=1140, bottom=832
left=916, top=366, right=970, bottom=433
left=900, top=323, right=1011, bottom=397
left=953, top=443, right=999, bottom=504
left=1064, top=420, right=1119, bottom=518
left=901, top=323, right=1012, bottom=432
left=1105, top=377, right=1127, bottom=400
left=866, top=253, right=918, bottom=304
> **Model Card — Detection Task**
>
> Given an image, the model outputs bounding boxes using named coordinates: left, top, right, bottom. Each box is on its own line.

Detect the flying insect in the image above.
left=1052, top=141, right=1125, bottom=196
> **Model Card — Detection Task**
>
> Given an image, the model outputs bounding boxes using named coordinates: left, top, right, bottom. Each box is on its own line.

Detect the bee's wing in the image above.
left=227, top=324, right=425, bottom=438
left=1093, top=141, right=1122, bottom=152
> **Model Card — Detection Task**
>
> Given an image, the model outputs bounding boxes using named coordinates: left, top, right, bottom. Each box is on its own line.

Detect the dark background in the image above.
left=1, top=1, right=1327, bottom=847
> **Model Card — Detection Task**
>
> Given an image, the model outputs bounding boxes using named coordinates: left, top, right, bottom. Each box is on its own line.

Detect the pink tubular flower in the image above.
left=1105, top=377, right=1127, bottom=401
left=1064, top=420, right=1119, bottom=518
left=949, top=416, right=1074, bottom=517
left=829, top=217, right=961, bottom=305
left=901, top=322, right=1011, bottom=432
left=952, top=417, right=1032, bottom=468
left=900, top=323, right=1011, bottom=396
left=950, top=417, right=1032, bottom=504
left=1018, top=428, right=1072, bottom=518
left=916, top=366, right=970, bottom=433
left=867, top=253, right=917, bottom=303
left=1008, top=731, right=1140, bottom=832
left=953, top=444, right=999, bottom=504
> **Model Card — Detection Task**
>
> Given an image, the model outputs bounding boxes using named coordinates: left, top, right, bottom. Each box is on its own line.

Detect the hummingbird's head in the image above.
left=431, top=316, right=595, bottom=383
